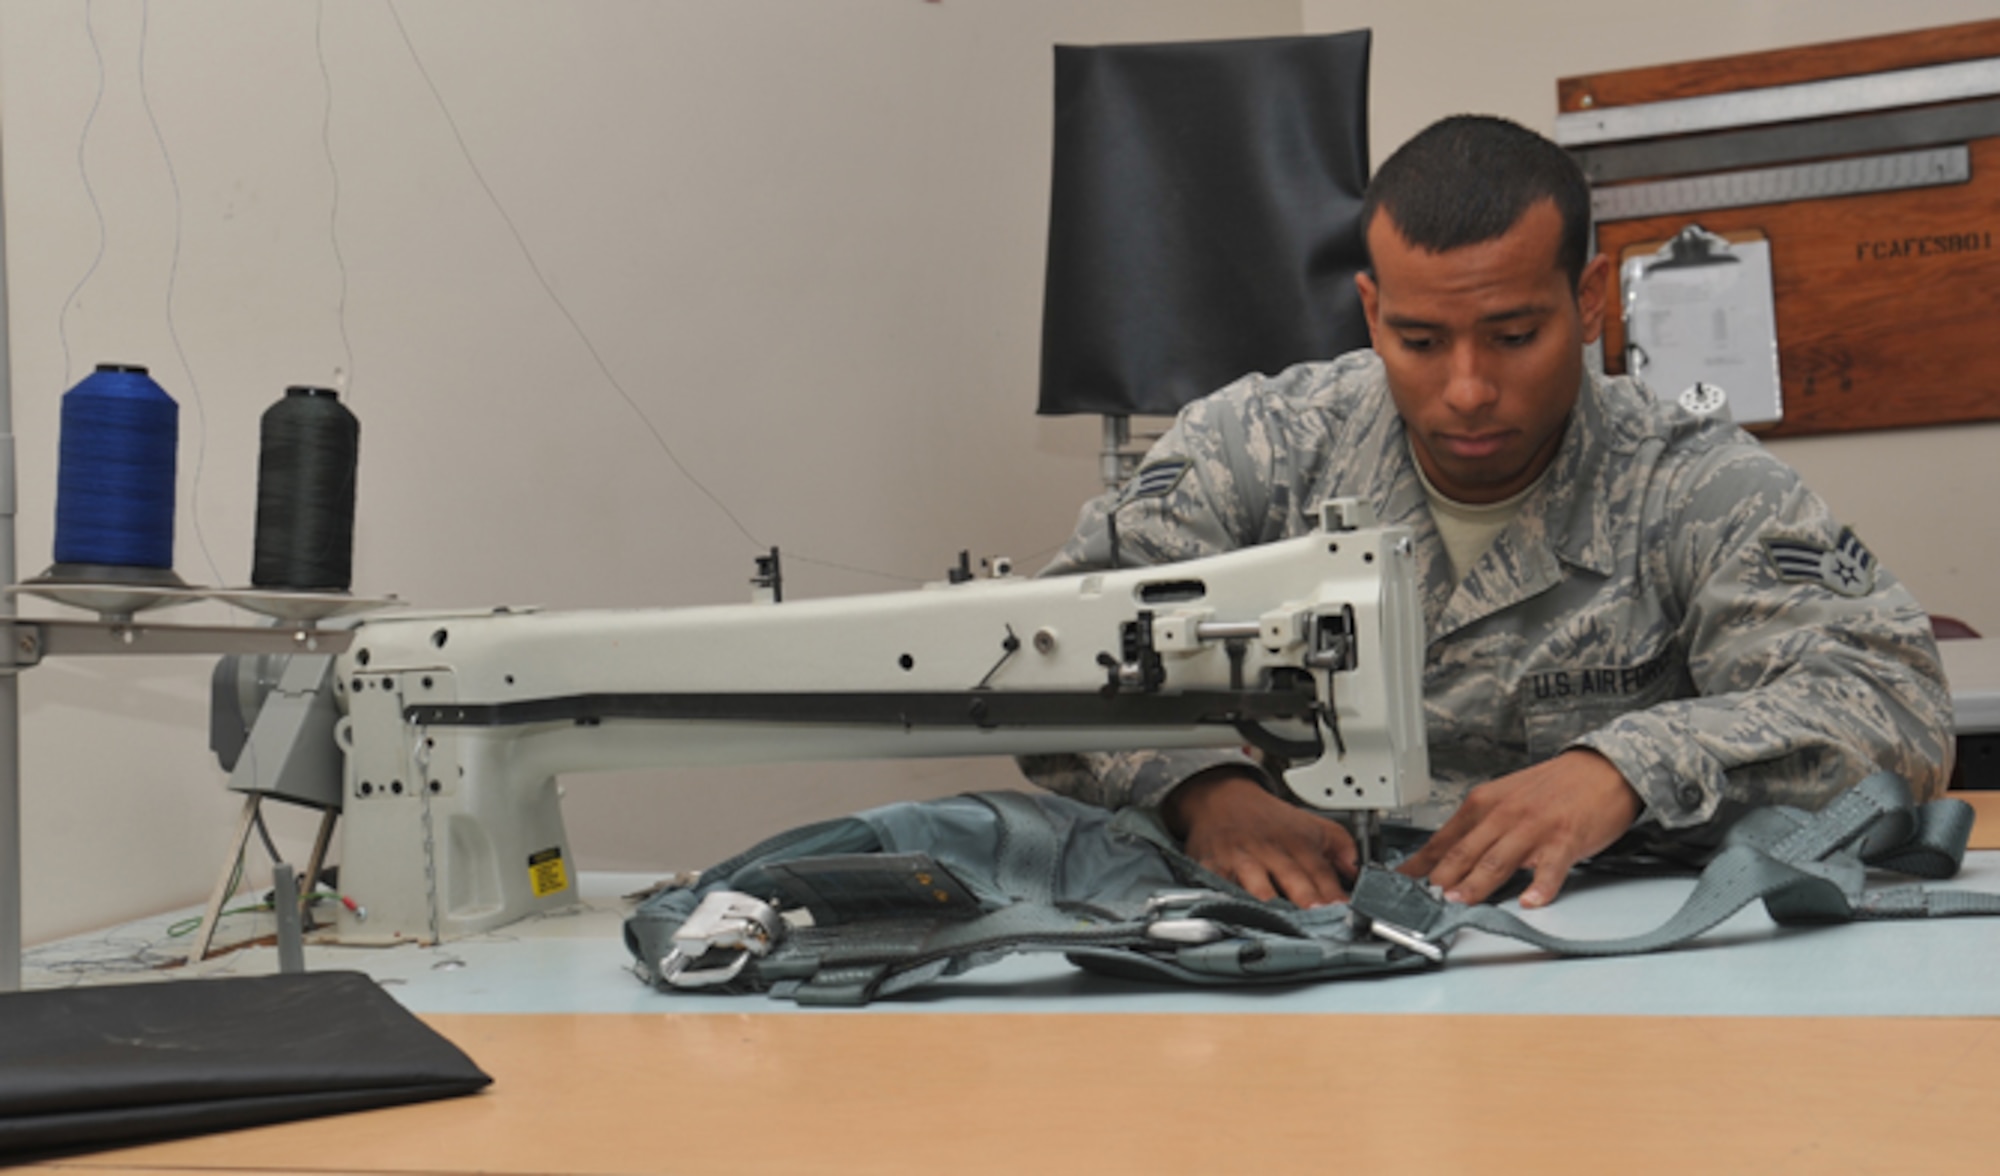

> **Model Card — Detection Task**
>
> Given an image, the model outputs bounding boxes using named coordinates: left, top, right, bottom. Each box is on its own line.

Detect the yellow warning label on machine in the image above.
left=528, top=847, right=570, bottom=898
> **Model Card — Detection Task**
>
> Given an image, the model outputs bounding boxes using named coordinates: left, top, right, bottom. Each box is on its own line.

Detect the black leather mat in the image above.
left=0, top=970, right=490, bottom=1161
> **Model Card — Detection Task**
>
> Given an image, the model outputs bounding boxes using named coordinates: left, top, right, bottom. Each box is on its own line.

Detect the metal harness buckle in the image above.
left=1142, top=890, right=1227, bottom=945
left=1345, top=867, right=1449, bottom=963
left=1143, top=889, right=1224, bottom=917
left=658, top=891, right=786, bottom=988
left=1354, top=914, right=1445, bottom=962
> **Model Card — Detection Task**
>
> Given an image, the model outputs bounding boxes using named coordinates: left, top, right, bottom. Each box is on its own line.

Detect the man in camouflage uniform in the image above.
left=1021, top=115, right=1952, bottom=910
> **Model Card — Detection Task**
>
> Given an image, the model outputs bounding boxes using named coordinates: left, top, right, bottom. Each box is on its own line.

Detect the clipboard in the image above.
left=1619, top=225, right=1783, bottom=427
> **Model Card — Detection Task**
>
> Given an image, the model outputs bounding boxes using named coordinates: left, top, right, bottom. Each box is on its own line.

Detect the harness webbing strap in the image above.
left=1859, top=797, right=1973, bottom=879
left=1354, top=773, right=1986, bottom=959
left=1858, top=885, right=2000, bottom=918
left=1415, top=846, right=1848, bottom=957
left=627, top=772, right=1996, bottom=1005
left=980, top=791, right=1068, bottom=907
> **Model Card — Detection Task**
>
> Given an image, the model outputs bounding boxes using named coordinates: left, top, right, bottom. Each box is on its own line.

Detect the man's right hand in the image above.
left=1162, top=771, right=1358, bottom=907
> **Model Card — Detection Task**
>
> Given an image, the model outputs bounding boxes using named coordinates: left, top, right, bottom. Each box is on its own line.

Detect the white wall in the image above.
left=6, top=0, right=1995, bottom=945
left=0, top=0, right=1304, bottom=943
left=1303, top=0, right=2000, bottom=634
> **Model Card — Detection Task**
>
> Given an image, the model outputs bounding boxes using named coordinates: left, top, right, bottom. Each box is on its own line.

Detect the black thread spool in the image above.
left=252, top=387, right=360, bottom=592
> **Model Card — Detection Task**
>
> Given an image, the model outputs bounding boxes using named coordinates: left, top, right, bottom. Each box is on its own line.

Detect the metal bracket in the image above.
left=1306, top=606, right=1358, bottom=672
left=4, top=618, right=353, bottom=669
left=9, top=624, right=38, bottom=670
left=1319, top=497, right=1377, bottom=533
left=658, top=890, right=786, bottom=988
left=1097, top=610, right=1167, bottom=694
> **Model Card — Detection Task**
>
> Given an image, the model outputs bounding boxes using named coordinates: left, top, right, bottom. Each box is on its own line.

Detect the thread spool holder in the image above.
left=0, top=582, right=396, bottom=989
left=2, top=580, right=397, bottom=660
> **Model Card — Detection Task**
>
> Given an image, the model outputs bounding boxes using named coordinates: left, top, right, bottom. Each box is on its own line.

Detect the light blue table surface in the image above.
left=34, top=853, right=1998, bottom=1017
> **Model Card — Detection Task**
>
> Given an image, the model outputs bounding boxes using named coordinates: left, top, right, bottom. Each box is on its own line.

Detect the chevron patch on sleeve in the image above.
left=1761, top=527, right=1878, bottom=596
left=1122, top=458, right=1191, bottom=502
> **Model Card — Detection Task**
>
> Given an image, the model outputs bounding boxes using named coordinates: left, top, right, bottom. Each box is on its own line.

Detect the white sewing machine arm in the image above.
left=290, top=500, right=1427, bottom=944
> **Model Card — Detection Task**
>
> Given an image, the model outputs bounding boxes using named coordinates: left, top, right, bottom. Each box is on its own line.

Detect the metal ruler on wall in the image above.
left=1592, top=145, right=1971, bottom=222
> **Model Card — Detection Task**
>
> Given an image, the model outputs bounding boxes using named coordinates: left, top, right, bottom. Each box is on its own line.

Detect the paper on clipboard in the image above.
left=1620, top=225, right=1782, bottom=426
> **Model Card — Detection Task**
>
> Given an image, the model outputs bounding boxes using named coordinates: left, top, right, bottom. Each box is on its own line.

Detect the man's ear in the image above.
left=1355, top=270, right=1382, bottom=348
left=1576, top=252, right=1612, bottom=345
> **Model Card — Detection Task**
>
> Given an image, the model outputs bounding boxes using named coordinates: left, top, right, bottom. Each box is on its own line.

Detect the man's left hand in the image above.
left=1397, top=749, right=1641, bottom=908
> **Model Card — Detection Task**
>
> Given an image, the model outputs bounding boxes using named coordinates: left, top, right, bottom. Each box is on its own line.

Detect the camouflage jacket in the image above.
left=1021, top=351, right=1953, bottom=833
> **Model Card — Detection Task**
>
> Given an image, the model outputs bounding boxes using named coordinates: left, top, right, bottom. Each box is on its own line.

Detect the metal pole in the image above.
left=0, top=90, right=21, bottom=991
left=1099, top=414, right=1130, bottom=491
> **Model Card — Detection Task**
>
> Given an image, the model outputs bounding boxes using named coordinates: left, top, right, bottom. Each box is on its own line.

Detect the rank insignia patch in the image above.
left=1122, top=458, right=1191, bottom=502
left=1761, top=527, right=1877, bottom=596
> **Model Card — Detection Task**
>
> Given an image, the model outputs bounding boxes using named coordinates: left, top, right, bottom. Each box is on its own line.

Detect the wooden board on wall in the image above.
left=1560, top=20, right=2000, bottom=438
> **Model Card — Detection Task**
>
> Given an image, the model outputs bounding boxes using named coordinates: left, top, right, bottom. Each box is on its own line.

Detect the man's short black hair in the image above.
left=1359, top=114, right=1592, bottom=289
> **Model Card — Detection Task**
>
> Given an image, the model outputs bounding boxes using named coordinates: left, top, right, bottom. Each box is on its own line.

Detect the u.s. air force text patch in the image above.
left=1761, top=527, right=1877, bottom=596
left=1122, top=458, right=1190, bottom=502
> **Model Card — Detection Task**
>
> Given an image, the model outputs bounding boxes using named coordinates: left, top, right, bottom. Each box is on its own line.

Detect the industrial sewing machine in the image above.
left=208, top=498, right=1429, bottom=946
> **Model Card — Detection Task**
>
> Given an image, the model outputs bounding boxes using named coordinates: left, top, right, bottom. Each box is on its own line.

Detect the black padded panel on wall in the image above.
left=1038, top=31, right=1372, bottom=417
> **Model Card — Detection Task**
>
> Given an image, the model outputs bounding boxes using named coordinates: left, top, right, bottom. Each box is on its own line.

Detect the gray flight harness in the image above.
left=623, top=771, right=1996, bottom=1006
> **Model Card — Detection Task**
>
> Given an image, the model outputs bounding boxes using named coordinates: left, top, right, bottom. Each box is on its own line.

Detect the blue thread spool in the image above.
left=50, top=364, right=183, bottom=585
